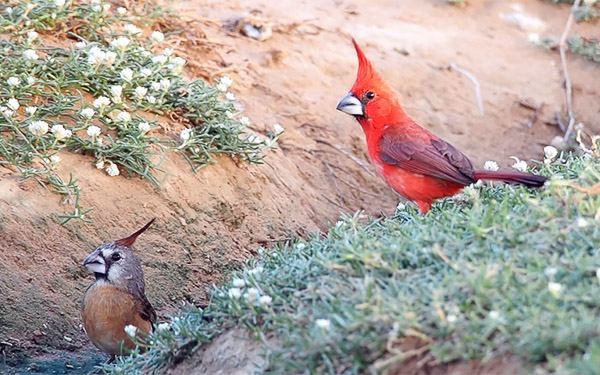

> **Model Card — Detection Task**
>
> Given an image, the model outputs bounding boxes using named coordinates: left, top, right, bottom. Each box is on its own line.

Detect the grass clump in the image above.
left=569, top=37, right=600, bottom=63
left=0, top=1, right=281, bottom=224
left=103, top=146, right=600, bottom=374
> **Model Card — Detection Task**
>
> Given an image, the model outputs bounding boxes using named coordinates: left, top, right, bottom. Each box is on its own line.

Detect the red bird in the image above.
left=336, top=39, right=546, bottom=214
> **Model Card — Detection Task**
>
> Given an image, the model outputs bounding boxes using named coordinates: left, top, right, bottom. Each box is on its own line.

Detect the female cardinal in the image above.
left=82, top=219, right=157, bottom=361
left=336, top=39, right=546, bottom=214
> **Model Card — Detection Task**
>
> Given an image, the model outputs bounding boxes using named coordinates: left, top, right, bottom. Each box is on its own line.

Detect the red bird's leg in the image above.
left=416, top=201, right=432, bottom=214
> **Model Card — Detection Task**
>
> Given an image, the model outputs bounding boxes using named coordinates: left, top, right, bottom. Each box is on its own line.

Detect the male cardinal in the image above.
left=336, top=39, right=546, bottom=214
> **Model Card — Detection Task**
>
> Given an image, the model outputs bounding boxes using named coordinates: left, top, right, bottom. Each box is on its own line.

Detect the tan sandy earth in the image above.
left=0, top=0, right=598, bottom=373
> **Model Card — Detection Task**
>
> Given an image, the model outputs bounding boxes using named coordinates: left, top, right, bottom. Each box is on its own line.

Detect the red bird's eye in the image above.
left=365, top=91, right=375, bottom=100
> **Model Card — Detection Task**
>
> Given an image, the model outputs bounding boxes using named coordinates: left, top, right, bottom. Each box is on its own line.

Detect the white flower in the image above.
left=150, top=82, right=161, bottom=91
left=55, top=0, right=66, bottom=7
left=227, top=288, right=241, bottom=299
left=120, top=67, right=133, bottom=82
left=150, top=31, right=165, bottom=43
left=258, top=295, right=272, bottom=306
left=110, top=85, right=123, bottom=99
left=117, top=7, right=127, bottom=15
left=219, top=76, right=233, bottom=89
left=7, top=77, right=20, bottom=86
left=141, top=68, right=152, bottom=77
left=87, top=47, right=105, bottom=65
left=27, top=77, right=35, bottom=85
left=577, top=218, right=588, bottom=228
left=273, top=123, right=284, bottom=135
left=544, top=146, right=558, bottom=161
left=124, top=324, right=137, bottom=337
left=528, top=33, right=540, bottom=43
left=248, top=266, right=263, bottom=275
left=23, top=49, right=39, bottom=60
left=180, top=128, right=192, bottom=141
left=110, top=37, right=131, bottom=51
left=50, top=155, right=61, bottom=164
left=225, top=92, right=235, bottom=101
left=446, top=314, right=457, bottom=323
left=315, top=319, right=331, bottom=329
left=156, top=322, right=169, bottom=331
left=6, top=7, right=13, bottom=14
left=246, top=135, right=262, bottom=144
left=596, top=268, right=600, bottom=281
left=104, top=51, right=117, bottom=65
left=510, top=157, right=528, bottom=172
left=138, top=122, right=150, bottom=133
left=2, top=109, right=13, bottom=117
left=216, top=82, right=228, bottom=93
left=548, top=282, right=562, bottom=298
left=296, top=243, right=306, bottom=251
left=27, top=31, right=39, bottom=40
left=28, top=121, right=49, bottom=137
left=51, top=125, right=72, bottom=140
left=146, top=96, right=157, bottom=104
left=488, top=311, right=500, bottom=320
left=95, top=160, right=105, bottom=169
left=232, top=278, right=246, bottom=288
left=81, top=108, right=95, bottom=119
left=117, top=111, right=131, bottom=122
left=172, top=57, right=186, bottom=67
left=483, top=160, right=499, bottom=171
left=159, top=79, right=171, bottom=90
left=151, top=55, right=167, bottom=65
left=106, top=162, right=120, bottom=177
left=544, top=267, right=558, bottom=277
left=243, top=287, right=260, bottom=302
left=396, top=202, right=406, bottom=211
left=26, top=106, right=37, bottom=115
left=86, top=125, right=101, bottom=137
left=583, top=0, right=597, bottom=5
left=124, top=24, right=142, bottom=35
left=239, top=117, right=251, bottom=127
left=135, top=86, right=148, bottom=99
left=7, top=98, right=19, bottom=111
left=335, top=220, right=345, bottom=229
left=93, top=96, right=110, bottom=108
left=163, top=48, right=174, bottom=56
left=75, top=41, right=87, bottom=49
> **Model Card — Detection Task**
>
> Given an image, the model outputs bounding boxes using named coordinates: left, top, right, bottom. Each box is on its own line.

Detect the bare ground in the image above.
left=1, top=0, right=598, bottom=373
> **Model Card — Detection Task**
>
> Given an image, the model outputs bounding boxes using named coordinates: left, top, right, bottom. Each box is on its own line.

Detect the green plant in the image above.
left=0, top=1, right=282, bottom=224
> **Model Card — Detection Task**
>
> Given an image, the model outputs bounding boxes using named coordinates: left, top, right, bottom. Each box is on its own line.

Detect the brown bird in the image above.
left=81, top=219, right=157, bottom=361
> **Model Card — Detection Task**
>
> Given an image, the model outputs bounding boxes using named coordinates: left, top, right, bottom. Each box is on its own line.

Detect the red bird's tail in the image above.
left=473, top=171, right=546, bottom=187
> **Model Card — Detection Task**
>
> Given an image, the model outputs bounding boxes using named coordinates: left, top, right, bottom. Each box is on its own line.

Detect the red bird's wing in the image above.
left=379, top=128, right=475, bottom=186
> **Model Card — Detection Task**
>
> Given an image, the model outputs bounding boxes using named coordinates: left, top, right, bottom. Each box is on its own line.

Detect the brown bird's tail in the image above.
left=473, top=171, right=547, bottom=187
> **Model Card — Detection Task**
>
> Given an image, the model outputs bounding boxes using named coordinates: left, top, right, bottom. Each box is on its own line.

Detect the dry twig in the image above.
left=315, top=139, right=374, bottom=176
left=559, top=0, right=582, bottom=141
left=448, top=62, right=484, bottom=116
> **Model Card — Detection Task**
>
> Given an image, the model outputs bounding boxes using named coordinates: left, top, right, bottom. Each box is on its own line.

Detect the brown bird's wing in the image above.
left=137, top=293, right=157, bottom=327
left=379, top=127, right=475, bottom=186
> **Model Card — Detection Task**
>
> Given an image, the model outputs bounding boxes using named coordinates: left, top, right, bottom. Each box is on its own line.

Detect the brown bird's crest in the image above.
left=114, top=218, right=156, bottom=247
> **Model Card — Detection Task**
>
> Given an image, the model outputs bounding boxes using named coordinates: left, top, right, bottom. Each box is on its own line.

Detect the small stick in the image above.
left=323, top=161, right=346, bottom=198
left=315, top=138, right=374, bottom=176
left=525, top=103, right=544, bottom=128
left=559, top=0, right=582, bottom=141
left=449, top=62, right=484, bottom=116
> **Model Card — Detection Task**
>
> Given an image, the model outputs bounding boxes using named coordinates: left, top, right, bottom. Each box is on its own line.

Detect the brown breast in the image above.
left=81, top=281, right=153, bottom=355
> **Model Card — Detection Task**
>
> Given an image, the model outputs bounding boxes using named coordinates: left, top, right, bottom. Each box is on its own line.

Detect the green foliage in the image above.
left=104, top=152, right=600, bottom=374
left=569, top=37, right=600, bottom=63
left=0, top=1, right=280, bottom=223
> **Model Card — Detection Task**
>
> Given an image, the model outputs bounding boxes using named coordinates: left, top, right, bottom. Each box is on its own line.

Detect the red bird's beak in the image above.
left=336, top=93, right=364, bottom=116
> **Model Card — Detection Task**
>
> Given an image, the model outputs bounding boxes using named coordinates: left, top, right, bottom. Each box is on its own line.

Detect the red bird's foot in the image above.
left=416, top=201, right=432, bottom=214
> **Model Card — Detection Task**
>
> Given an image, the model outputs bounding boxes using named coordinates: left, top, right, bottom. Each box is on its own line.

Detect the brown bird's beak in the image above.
left=336, top=93, right=364, bottom=116
left=83, top=249, right=106, bottom=275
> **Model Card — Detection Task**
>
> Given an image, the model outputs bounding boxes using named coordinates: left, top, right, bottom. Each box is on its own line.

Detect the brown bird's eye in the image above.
left=365, top=91, right=376, bottom=100
left=111, top=253, right=122, bottom=261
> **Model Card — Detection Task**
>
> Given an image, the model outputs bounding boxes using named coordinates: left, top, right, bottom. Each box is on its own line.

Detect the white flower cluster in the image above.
left=226, top=275, right=272, bottom=307
left=543, top=145, right=558, bottom=165
left=510, top=156, right=528, bottom=172
left=87, top=46, right=117, bottom=65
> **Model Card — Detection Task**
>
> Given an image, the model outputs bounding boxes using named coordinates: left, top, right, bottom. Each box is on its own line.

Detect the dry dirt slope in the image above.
left=1, top=0, right=599, bottom=372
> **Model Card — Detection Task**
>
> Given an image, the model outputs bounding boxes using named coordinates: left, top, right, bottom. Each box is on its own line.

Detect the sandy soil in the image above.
left=1, top=0, right=598, bottom=373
